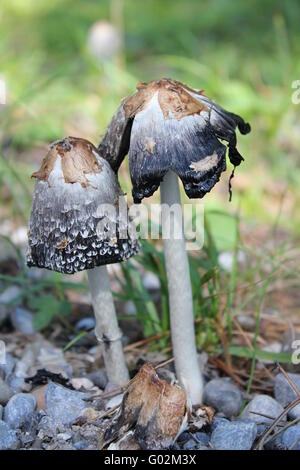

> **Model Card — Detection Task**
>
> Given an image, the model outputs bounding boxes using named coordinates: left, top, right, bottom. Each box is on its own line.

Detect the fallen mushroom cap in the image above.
left=99, top=78, right=251, bottom=203
left=27, top=136, right=139, bottom=274
left=104, top=363, right=190, bottom=450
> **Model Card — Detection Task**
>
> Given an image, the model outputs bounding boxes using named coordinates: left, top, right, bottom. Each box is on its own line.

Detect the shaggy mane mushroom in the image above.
left=27, top=136, right=140, bottom=385
left=99, top=78, right=251, bottom=404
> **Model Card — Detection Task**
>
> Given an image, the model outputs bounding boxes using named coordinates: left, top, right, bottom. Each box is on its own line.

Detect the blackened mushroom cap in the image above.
left=98, top=78, right=251, bottom=203
left=27, top=137, right=139, bottom=274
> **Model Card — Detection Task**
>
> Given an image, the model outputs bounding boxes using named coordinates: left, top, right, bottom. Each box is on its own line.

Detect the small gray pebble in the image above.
left=210, top=417, right=229, bottom=432
left=142, top=272, right=160, bottom=290
left=87, top=368, right=108, bottom=389
left=105, top=393, right=123, bottom=410
left=74, top=440, right=89, bottom=450
left=37, top=415, right=59, bottom=437
left=0, top=353, right=16, bottom=379
left=6, top=374, right=32, bottom=393
left=236, top=314, right=256, bottom=332
left=274, top=373, right=300, bottom=420
left=0, top=305, right=8, bottom=327
left=203, top=378, right=242, bottom=418
left=72, top=429, right=83, bottom=443
left=256, top=424, right=268, bottom=437
left=104, top=381, right=120, bottom=393
left=31, top=437, right=43, bottom=450
left=20, top=429, right=37, bottom=447
left=177, top=431, right=193, bottom=443
left=57, top=431, right=72, bottom=441
left=264, top=434, right=286, bottom=450
left=194, top=431, right=210, bottom=446
left=0, top=285, right=22, bottom=305
left=88, top=345, right=99, bottom=355
left=282, top=425, right=300, bottom=450
left=183, top=438, right=196, bottom=450
left=157, top=368, right=175, bottom=384
left=241, top=394, right=286, bottom=425
left=45, top=382, right=87, bottom=426
left=4, top=393, right=36, bottom=429
left=75, top=317, right=96, bottom=331
left=0, top=419, right=18, bottom=450
left=0, top=377, right=14, bottom=405
left=10, top=307, right=34, bottom=335
left=211, top=420, right=257, bottom=450
left=124, top=300, right=137, bottom=315
left=26, top=268, right=47, bottom=281
left=0, top=404, right=3, bottom=419
left=170, top=443, right=180, bottom=450
left=121, top=335, right=130, bottom=347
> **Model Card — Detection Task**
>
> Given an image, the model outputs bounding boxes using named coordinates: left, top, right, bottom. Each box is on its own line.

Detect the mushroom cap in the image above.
left=27, top=137, right=139, bottom=274
left=98, top=78, right=251, bottom=203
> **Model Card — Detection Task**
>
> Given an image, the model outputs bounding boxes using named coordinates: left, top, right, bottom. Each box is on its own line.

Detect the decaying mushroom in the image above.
left=99, top=78, right=250, bottom=202
left=102, top=363, right=190, bottom=450
left=99, top=78, right=251, bottom=404
left=27, top=136, right=140, bottom=385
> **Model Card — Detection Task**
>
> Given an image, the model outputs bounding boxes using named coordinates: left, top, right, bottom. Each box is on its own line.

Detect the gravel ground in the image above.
left=0, top=327, right=299, bottom=450
left=1, top=273, right=300, bottom=450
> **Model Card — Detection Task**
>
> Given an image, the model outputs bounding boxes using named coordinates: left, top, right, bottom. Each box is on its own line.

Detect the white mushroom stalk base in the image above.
left=87, top=266, right=129, bottom=385
left=160, top=170, right=204, bottom=405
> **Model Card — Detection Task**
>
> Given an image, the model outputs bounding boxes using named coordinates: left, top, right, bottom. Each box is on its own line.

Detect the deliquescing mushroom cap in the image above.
left=27, top=137, right=140, bottom=274
left=99, top=78, right=251, bottom=203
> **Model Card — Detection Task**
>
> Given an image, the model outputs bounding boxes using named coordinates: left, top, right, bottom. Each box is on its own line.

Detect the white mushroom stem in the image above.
left=87, top=265, right=129, bottom=385
left=160, top=170, right=203, bottom=405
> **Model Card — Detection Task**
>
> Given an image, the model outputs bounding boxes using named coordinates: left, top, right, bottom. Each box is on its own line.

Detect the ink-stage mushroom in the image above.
left=99, top=78, right=251, bottom=404
left=27, top=136, right=140, bottom=385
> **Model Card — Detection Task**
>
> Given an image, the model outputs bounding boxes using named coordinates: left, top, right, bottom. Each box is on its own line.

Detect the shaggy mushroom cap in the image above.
left=99, top=78, right=251, bottom=203
left=27, top=137, right=139, bottom=274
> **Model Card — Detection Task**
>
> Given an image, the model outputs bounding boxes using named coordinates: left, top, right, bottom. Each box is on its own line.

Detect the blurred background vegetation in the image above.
left=1, top=0, right=300, bottom=227
left=0, top=0, right=299, bottom=375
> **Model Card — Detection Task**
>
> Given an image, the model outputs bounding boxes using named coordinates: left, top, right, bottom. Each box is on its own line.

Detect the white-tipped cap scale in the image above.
left=27, top=137, right=139, bottom=274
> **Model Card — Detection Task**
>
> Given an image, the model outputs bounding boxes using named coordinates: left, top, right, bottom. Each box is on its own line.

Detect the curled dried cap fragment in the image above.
left=103, top=363, right=190, bottom=450
left=99, top=78, right=251, bottom=203
left=27, top=136, right=139, bottom=274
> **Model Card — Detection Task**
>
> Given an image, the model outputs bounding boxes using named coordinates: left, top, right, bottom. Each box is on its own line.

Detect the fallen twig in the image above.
left=249, top=410, right=286, bottom=425
left=154, top=357, right=174, bottom=370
